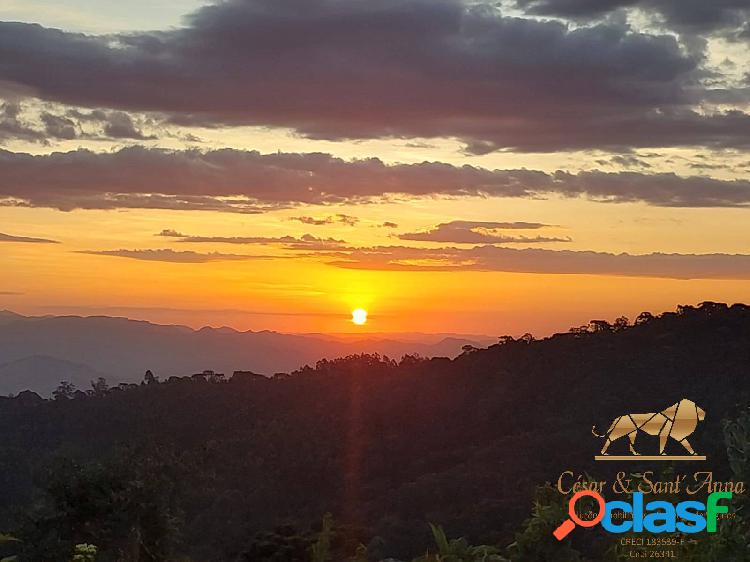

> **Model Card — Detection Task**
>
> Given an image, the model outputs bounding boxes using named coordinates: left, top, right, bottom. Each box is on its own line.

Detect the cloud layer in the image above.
left=516, top=0, right=750, bottom=38
left=2, top=147, right=750, bottom=212
left=158, top=230, right=347, bottom=250
left=1, top=0, right=747, bottom=152
left=398, top=221, right=571, bottom=244
left=77, top=249, right=263, bottom=263
left=321, top=245, right=750, bottom=279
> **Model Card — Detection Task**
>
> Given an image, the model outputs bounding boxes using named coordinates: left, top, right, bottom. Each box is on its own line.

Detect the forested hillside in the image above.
left=1, top=302, right=749, bottom=561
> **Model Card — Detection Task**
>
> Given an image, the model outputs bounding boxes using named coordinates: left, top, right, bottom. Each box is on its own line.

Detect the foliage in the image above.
left=412, top=524, right=507, bottom=562
left=71, top=543, right=97, bottom=562
left=310, top=514, right=333, bottom=562
left=0, top=533, right=19, bottom=562
left=52, top=381, right=76, bottom=400
left=506, top=486, right=584, bottom=562
left=14, top=447, right=186, bottom=562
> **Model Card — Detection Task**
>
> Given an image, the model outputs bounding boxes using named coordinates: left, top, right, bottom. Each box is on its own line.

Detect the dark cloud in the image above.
left=0, top=232, right=58, bottom=243
left=2, top=147, right=750, bottom=212
left=609, top=154, right=652, bottom=169
left=289, top=214, right=359, bottom=226
left=0, top=102, right=45, bottom=142
left=379, top=222, right=399, bottom=228
left=158, top=230, right=347, bottom=249
left=398, top=221, right=570, bottom=244
left=515, top=0, right=750, bottom=38
left=0, top=1, right=745, bottom=151
left=101, top=111, right=156, bottom=140
left=40, top=112, right=78, bottom=139
left=321, top=245, right=750, bottom=280
left=0, top=102, right=158, bottom=142
left=76, top=249, right=263, bottom=263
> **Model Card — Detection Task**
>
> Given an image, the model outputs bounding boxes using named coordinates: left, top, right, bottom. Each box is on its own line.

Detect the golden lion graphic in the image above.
left=592, top=399, right=706, bottom=456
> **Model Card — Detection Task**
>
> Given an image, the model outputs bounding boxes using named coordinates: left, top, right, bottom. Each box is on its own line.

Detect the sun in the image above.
left=351, top=308, right=368, bottom=325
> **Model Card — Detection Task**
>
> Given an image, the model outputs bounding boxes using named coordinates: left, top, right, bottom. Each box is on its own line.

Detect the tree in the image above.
left=52, top=381, right=76, bottom=401
left=635, top=311, right=654, bottom=325
left=89, top=378, right=108, bottom=397
left=612, top=316, right=629, bottom=331
left=143, top=370, right=158, bottom=385
left=16, top=448, right=185, bottom=562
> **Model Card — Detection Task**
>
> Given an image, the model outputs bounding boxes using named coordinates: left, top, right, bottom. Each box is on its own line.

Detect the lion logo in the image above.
left=592, top=398, right=706, bottom=457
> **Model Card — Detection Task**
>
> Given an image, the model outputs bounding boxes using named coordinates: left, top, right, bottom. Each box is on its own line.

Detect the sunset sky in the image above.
left=2, top=0, right=750, bottom=335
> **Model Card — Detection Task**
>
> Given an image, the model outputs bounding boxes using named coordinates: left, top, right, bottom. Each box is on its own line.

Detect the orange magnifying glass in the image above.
left=553, top=490, right=606, bottom=541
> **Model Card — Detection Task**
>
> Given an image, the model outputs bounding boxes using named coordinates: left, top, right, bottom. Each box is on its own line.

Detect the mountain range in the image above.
left=0, top=310, right=494, bottom=395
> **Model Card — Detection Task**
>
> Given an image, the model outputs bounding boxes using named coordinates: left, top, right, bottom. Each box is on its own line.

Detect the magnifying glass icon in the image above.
left=553, top=490, right=606, bottom=541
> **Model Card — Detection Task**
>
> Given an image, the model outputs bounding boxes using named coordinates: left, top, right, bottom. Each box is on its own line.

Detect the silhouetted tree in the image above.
left=613, top=316, right=629, bottom=331
left=52, top=381, right=76, bottom=401
left=635, top=311, right=654, bottom=325
left=143, top=370, right=158, bottom=385
left=90, top=377, right=108, bottom=397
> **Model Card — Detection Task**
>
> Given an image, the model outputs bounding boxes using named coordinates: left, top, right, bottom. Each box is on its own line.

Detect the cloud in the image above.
left=289, top=214, right=359, bottom=226
left=0, top=101, right=45, bottom=142
left=609, top=155, right=653, bottom=169
left=0, top=102, right=159, bottom=142
left=320, top=245, right=750, bottom=280
left=40, top=112, right=78, bottom=139
left=0, top=1, right=746, bottom=152
left=101, top=111, right=156, bottom=140
left=379, top=222, right=399, bottom=229
left=0, top=231, right=58, bottom=243
left=76, top=249, right=263, bottom=263
left=2, top=147, right=750, bottom=212
left=515, top=0, right=750, bottom=38
left=157, top=230, right=347, bottom=250
left=398, top=221, right=570, bottom=244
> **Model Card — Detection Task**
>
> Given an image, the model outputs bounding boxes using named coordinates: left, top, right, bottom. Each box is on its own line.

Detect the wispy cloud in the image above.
left=157, top=230, right=347, bottom=250
left=397, top=220, right=570, bottom=244
left=289, top=214, right=359, bottom=226
left=77, top=249, right=265, bottom=263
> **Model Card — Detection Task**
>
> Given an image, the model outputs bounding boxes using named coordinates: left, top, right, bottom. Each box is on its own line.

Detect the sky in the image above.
left=1, top=0, right=750, bottom=335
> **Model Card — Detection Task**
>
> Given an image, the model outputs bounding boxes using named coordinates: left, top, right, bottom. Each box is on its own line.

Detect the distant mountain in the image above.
left=0, top=355, right=104, bottom=396
left=0, top=310, right=25, bottom=326
left=0, top=311, right=494, bottom=394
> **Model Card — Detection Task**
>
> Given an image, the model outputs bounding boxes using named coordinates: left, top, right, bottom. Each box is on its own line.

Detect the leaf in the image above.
left=0, top=535, right=19, bottom=545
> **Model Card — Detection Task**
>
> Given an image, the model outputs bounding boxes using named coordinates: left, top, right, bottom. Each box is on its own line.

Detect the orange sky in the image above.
left=2, top=1, right=750, bottom=336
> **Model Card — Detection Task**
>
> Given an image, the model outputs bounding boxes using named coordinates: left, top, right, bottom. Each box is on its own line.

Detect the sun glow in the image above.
left=351, top=308, right=368, bottom=325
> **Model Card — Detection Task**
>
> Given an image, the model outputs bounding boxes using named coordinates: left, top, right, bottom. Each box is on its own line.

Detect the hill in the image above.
left=0, top=355, right=105, bottom=396
left=0, top=302, right=748, bottom=561
left=0, top=311, right=493, bottom=395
